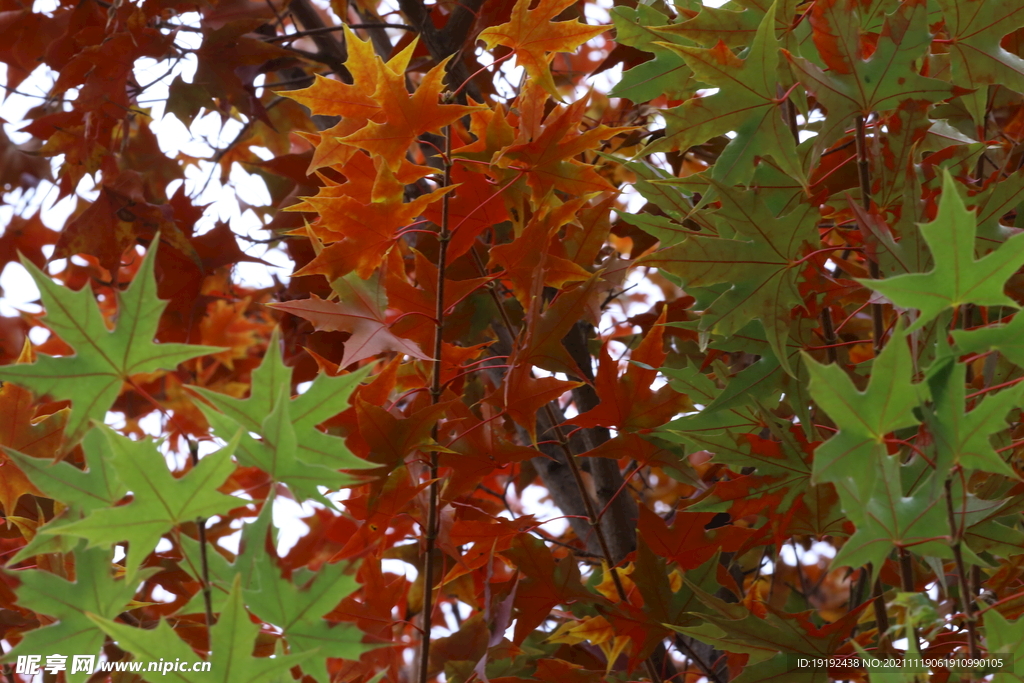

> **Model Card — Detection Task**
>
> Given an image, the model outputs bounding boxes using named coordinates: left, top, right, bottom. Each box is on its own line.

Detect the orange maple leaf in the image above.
left=0, top=341, right=68, bottom=516
left=284, top=26, right=398, bottom=171
left=495, top=89, right=629, bottom=203
left=489, top=197, right=592, bottom=311
left=292, top=156, right=449, bottom=279
left=341, top=53, right=485, bottom=168
left=478, top=0, right=606, bottom=98
left=570, top=309, right=693, bottom=432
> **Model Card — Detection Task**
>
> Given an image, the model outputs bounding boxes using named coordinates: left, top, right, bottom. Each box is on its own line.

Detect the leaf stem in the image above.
left=417, top=123, right=453, bottom=683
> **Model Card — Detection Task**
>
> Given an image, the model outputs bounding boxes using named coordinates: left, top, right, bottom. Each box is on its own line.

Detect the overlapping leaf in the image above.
left=0, top=239, right=219, bottom=447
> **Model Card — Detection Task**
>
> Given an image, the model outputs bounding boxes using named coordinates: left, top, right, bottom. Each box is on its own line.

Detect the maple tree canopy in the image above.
left=5, top=0, right=1024, bottom=681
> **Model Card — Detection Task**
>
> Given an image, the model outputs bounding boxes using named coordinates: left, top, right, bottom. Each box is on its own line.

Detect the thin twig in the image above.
left=945, top=478, right=981, bottom=662
left=188, top=439, right=215, bottom=630
left=263, top=22, right=416, bottom=42
left=897, top=547, right=921, bottom=647
left=417, top=124, right=453, bottom=683
left=855, top=114, right=886, bottom=352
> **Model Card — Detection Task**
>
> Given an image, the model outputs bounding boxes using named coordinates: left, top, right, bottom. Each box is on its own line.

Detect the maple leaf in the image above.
left=804, top=324, right=926, bottom=506
left=0, top=238, right=221, bottom=447
left=90, top=575, right=314, bottom=683
left=641, top=183, right=819, bottom=374
left=609, top=5, right=695, bottom=103
left=0, top=341, right=67, bottom=516
left=983, top=610, right=1024, bottom=683
left=862, top=172, right=1024, bottom=331
left=952, top=312, right=1024, bottom=369
left=785, top=0, right=960, bottom=149
left=936, top=0, right=1024, bottom=97
left=52, top=171, right=199, bottom=276
left=5, top=427, right=126, bottom=561
left=492, top=276, right=605, bottom=440
left=293, top=158, right=449, bottom=279
left=830, top=455, right=950, bottom=579
left=925, top=354, right=1024, bottom=478
left=571, top=309, right=692, bottom=432
left=645, top=3, right=805, bottom=187
left=244, top=556, right=367, bottom=683
left=659, top=0, right=798, bottom=49
left=354, top=398, right=451, bottom=473
left=340, top=55, right=484, bottom=168
left=284, top=29, right=418, bottom=172
left=477, top=0, right=606, bottom=98
left=669, top=588, right=862, bottom=682
left=639, top=505, right=756, bottom=571
left=282, top=27, right=383, bottom=120
left=489, top=198, right=593, bottom=311
left=438, top=399, right=536, bottom=501
left=500, top=534, right=592, bottom=643
left=192, top=330, right=372, bottom=503
left=603, top=541, right=722, bottom=667
left=657, top=360, right=767, bottom=453
left=492, top=89, right=629, bottom=203
left=192, top=18, right=300, bottom=122
left=422, top=163, right=510, bottom=261
left=385, top=250, right=490, bottom=351
left=271, top=270, right=431, bottom=367
left=0, top=212, right=57, bottom=270
left=176, top=499, right=275, bottom=617
left=0, top=544, right=148, bottom=683
left=53, top=426, right=243, bottom=580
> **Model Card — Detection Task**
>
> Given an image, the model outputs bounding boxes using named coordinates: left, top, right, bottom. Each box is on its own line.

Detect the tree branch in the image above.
left=287, top=0, right=351, bottom=81
left=396, top=0, right=486, bottom=101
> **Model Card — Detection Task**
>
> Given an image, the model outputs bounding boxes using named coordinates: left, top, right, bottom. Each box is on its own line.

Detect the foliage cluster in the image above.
left=3, top=0, right=1024, bottom=680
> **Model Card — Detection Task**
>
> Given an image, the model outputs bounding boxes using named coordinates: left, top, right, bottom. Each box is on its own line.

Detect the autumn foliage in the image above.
left=5, top=0, right=1024, bottom=681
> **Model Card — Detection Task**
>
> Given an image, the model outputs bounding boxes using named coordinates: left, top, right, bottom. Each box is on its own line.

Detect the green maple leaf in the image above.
left=645, top=2, right=806, bottom=187
left=925, top=355, right=1024, bottom=478
left=5, top=427, right=127, bottom=560
left=245, top=557, right=367, bottom=683
left=785, top=0, right=959, bottom=150
left=90, top=575, right=313, bottom=683
left=52, top=426, right=243, bottom=581
left=177, top=497, right=274, bottom=616
left=657, top=0, right=799, bottom=49
left=861, top=172, right=1024, bottom=331
left=609, top=5, right=694, bottom=103
left=667, top=582, right=857, bottom=678
left=974, top=167, right=1024, bottom=244
left=983, top=609, right=1024, bottom=683
left=936, top=0, right=1024, bottom=96
left=952, top=313, right=1024, bottom=369
left=0, top=239, right=221, bottom=447
left=641, top=183, right=818, bottom=374
left=946, top=477, right=1024, bottom=562
left=831, top=455, right=950, bottom=579
left=804, top=325, right=926, bottom=504
left=192, top=330, right=371, bottom=503
left=0, top=544, right=150, bottom=683
left=659, top=357, right=801, bottom=485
